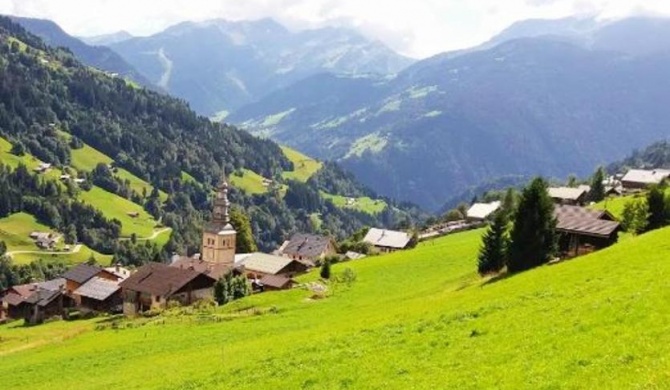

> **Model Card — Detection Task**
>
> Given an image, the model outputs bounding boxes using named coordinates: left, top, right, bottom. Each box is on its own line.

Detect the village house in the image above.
left=548, top=187, right=590, bottom=206
left=119, top=262, right=217, bottom=315
left=0, top=279, right=67, bottom=324
left=277, top=233, right=336, bottom=266
left=62, top=263, right=121, bottom=306
left=554, top=205, right=621, bottom=258
left=236, top=252, right=308, bottom=279
left=170, top=257, right=237, bottom=280
left=72, top=277, right=123, bottom=313
left=33, top=162, right=51, bottom=174
left=363, top=228, right=411, bottom=253
left=29, top=232, right=59, bottom=250
left=466, top=201, right=501, bottom=221
left=256, top=274, right=296, bottom=291
left=621, top=169, right=670, bottom=191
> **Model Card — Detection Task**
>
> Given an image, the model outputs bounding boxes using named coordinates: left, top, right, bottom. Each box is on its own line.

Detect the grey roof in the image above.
left=74, top=277, right=121, bottom=301
left=466, top=201, right=501, bottom=220
left=548, top=187, right=588, bottom=201
left=39, top=278, right=66, bottom=291
left=281, top=233, right=332, bottom=259
left=239, top=253, right=299, bottom=275
left=363, top=228, right=411, bottom=249
left=62, top=264, right=104, bottom=284
left=621, top=169, right=670, bottom=185
left=24, top=288, right=62, bottom=307
left=170, top=257, right=233, bottom=280
left=259, top=274, right=294, bottom=289
left=554, top=205, right=620, bottom=238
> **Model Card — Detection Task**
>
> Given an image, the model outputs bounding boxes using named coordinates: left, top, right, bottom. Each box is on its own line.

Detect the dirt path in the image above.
left=7, top=244, right=83, bottom=257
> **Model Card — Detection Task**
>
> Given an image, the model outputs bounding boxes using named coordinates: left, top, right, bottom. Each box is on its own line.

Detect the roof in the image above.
left=548, top=187, right=588, bottom=201
left=74, top=277, right=121, bottom=301
left=281, top=233, right=333, bottom=259
left=239, top=253, right=299, bottom=275
left=119, top=262, right=215, bottom=297
left=345, top=251, right=366, bottom=260
left=104, top=266, right=132, bottom=280
left=2, top=292, right=25, bottom=306
left=203, top=222, right=236, bottom=235
left=4, top=278, right=65, bottom=299
left=259, top=274, right=294, bottom=289
left=24, top=288, right=62, bottom=307
left=170, top=257, right=233, bottom=280
left=363, top=228, right=411, bottom=249
left=62, top=264, right=105, bottom=284
left=466, top=201, right=501, bottom=220
left=554, top=205, right=620, bottom=238
left=621, top=169, right=670, bottom=185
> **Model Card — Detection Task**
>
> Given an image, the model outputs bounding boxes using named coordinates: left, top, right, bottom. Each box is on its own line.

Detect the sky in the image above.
left=0, top=0, right=668, bottom=58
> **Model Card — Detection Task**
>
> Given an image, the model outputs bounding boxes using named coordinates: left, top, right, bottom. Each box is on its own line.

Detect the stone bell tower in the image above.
left=201, top=175, right=236, bottom=265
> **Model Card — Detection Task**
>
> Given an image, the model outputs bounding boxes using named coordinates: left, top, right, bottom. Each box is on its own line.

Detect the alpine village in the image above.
left=1, top=7, right=670, bottom=390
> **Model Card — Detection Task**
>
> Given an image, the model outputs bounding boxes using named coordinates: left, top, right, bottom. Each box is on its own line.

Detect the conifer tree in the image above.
left=477, top=211, right=509, bottom=275
left=507, top=177, right=557, bottom=272
left=646, top=185, right=668, bottom=231
left=320, top=259, right=331, bottom=280
left=589, top=166, right=606, bottom=202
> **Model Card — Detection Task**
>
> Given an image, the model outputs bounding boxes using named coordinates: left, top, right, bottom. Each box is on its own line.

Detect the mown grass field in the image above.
left=78, top=186, right=158, bottom=238
left=2, top=227, right=670, bottom=389
left=0, top=136, right=41, bottom=170
left=281, top=146, right=323, bottom=182
left=11, top=246, right=113, bottom=266
left=0, top=212, right=55, bottom=252
left=230, top=169, right=269, bottom=195
left=321, top=192, right=388, bottom=214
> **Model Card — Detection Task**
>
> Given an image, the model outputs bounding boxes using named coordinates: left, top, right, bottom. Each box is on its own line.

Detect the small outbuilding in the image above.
left=278, top=233, right=336, bottom=266
left=548, top=187, right=590, bottom=206
left=362, top=228, right=411, bottom=253
left=554, top=205, right=620, bottom=258
left=466, top=201, right=501, bottom=221
left=237, top=252, right=308, bottom=279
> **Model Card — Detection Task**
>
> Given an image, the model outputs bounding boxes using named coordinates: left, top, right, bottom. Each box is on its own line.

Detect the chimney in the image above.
left=115, top=262, right=121, bottom=273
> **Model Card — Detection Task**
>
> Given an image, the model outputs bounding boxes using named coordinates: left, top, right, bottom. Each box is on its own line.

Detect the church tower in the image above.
left=201, top=175, right=237, bottom=265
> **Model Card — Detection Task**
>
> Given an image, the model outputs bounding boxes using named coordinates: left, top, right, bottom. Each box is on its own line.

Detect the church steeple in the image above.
left=212, top=175, right=231, bottom=226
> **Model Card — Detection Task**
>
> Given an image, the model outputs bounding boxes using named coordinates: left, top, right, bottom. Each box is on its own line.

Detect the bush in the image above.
left=320, top=259, right=331, bottom=280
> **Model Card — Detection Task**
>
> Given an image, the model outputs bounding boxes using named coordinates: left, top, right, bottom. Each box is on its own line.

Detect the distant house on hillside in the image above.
left=0, top=279, right=67, bottom=324
left=466, top=201, right=501, bottom=221
left=548, top=187, right=589, bottom=206
left=363, top=228, right=411, bottom=253
left=278, top=233, right=336, bottom=266
left=257, top=275, right=296, bottom=291
left=554, top=205, right=620, bottom=258
left=621, top=169, right=670, bottom=190
left=236, top=252, right=308, bottom=279
left=119, top=262, right=216, bottom=316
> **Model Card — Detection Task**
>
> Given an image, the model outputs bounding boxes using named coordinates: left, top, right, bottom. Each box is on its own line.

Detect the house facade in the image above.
left=554, top=205, right=621, bottom=258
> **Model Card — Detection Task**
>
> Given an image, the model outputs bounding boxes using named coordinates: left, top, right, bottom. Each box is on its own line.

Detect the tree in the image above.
left=406, top=231, right=419, bottom=249
left=477, top=211, right=509, bottom=275
left=507, top=177, right=557, bottom=272
left=646, top=185, right=668, bottom=231
left=320, top=259, right=331, bottom=280
left=0, top=241, right=6, bottom=257
left=230, top=206, right=257, bottom=253
left=567, top=174, right=578, bottom=188
left=10, top=142, right=25, bottom=156
left=500, top=188, right=517, bottom=218
left=621, top=198, right=649, bottom=235
left=214, top=273, right=250, bottom=305
left=589, top=166, right=606, bottom=202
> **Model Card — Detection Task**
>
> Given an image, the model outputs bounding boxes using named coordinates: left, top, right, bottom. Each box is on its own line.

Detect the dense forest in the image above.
left=608, top=140, right=670, bottom=173
left=0, top=16, right=423, bottom=267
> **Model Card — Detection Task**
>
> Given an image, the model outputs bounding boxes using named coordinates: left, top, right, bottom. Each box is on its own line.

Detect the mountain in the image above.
left=229, top=17, right=670, bottom=211
left=0, top=16, right=421, bottom=261
left=80, top=30, right=133, bottom=46
left=108, top=18, right=414, bottom=116
left=608, top=139, right=670, bottom=173
left=9, top=16, right=151, bottom=86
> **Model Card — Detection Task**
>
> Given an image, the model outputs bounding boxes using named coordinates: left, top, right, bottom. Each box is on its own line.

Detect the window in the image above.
left=155, top=295, right=161, bottom=303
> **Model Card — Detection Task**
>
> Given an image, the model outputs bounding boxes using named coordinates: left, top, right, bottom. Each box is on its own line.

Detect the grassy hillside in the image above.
left=281, top=146, right=322, bottom=182
left=229, top=169, right=269, bottom=195
left=321, top=192, right=387, bottom=214
left=2, top=227, right=670, bottom=388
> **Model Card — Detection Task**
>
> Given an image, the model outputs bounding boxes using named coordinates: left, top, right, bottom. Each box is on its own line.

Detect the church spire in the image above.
left=212, top=174, right=230, bottom=226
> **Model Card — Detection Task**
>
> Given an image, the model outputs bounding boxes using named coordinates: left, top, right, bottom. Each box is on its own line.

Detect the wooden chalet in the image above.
left=278, top=233, right=336, bottom=266
left=62, top=264, right=121, bottom=306
left=119, top=262, right=216, bottom=315
left=363, top=228, right=411, bottom=253
left=257, top=275, right=296, bottom=291
left=73, top=277, right=123, bottom=313
left=548, top=187, right=590, bottom=206
left=0, top=279, right=67, bottom=324
left=554, top=205, right=621, bottom=258
left=237, top=252, right=308, bottom=279
left=621, top=169, right=670, bottom=191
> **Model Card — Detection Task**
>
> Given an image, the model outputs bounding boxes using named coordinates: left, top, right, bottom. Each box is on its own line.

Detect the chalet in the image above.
left=554, top=205, right=620, bottom=258
left=621, top=169, right=670, bottom=191
left=278, top=233, right=336, bottom=266
left=256, top=275, right=296, bottom=291
left=237, top=252, right=308, bottom=279
left=62, top=264, right=121, bottom=305
left=104, top=264, right=133, bottom=280
left=73, top=277, right=123, bottom=313
left=33, top=162, right=51, bottom=174
left=548, top=187, right=589, bottom=206
left=466, top=201, right=501, bottom=221
left=1, top=279, right=66, bottom=324
left=363, top=228, right=411, bottom=253
left=119, top=262, right=216, bottom=315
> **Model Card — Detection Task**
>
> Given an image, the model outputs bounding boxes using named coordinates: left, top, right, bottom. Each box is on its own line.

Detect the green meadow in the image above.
left=10, top=245, right=113, bottom=266
left=321, top=192, right=388, bottom=214
left=0, top=212, right=56, bottom=252
left=2, top=227, right=669, bottom=389
left=281, top=145, right=323, bottom=182
left=230, top=168, right=269, bottom=194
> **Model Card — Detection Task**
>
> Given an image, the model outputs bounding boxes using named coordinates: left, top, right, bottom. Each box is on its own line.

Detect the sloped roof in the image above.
left=74, top=277, right=121, bottom=301
left=24, top=288, right=61, bottom=307
left=239, top=253, right=299, bottom=275
left=119, top=262, right=215, bottom=297
left=621, top=169, right=670, bottom=185
left=466, top=201, right=501, bottom=220
left=554, top=205, right=620, bottom=238
left=548, top=187, right=588, bottom=201
left=5, top=278, right=65, bottom=299
left=363, top=228, right=411, bottom=249
left=281, top=233, right=332, bottom=258
left=62, top=264, right=105, bottom=284
left=2, top=292, right=25, bottom=306
left=259, top=274, right=294, bottom=289
left=170, top=257, right=233, bottom=280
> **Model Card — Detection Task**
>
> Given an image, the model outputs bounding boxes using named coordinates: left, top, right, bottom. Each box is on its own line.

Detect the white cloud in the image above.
left=0, top=0, right=668, bottom=58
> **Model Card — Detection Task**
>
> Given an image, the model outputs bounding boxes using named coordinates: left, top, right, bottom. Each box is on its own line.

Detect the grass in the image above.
left=78, top=186, right=158, bottom=238
left=0, top=212, right=56, bottom=252
left=230, top=169, right=269, bottom=195
left=281, top=146, right=322, bottom=182
left=0, top=137, right=41, bottom=170
left=321, top=192, right=388, bottom=214
left=11, top=246, right=113, bottom=266
left=2, top=227, right=670, bottom=388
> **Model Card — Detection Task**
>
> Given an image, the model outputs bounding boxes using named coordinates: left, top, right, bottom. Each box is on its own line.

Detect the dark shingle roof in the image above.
left=62, top=264, right=104, bottom=284
left=554, top=205, right=620, bottom=238
left=24, top=288, right=62, bottom=307
left=282, top=233, right=332, bottom=259
left=119, top=262, right=215, bottom=297
left=170, top=257, right=233, bottom=280
left=259, top=274, right=294, bottom=289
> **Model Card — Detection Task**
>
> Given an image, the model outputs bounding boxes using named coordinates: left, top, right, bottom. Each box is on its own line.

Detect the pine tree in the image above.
left=477, top=211, right=509, bottom=275
left=589, top=166, right=606, bottom=202
left=501, top=188, right=517, bottom=218
left=507, top=177, right=557, bottom=272
left=646, top=185, right=668, bottom=231
left=320, top=259, right=331, bottom=280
